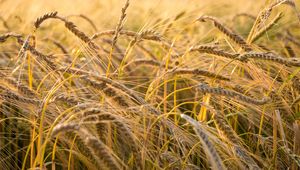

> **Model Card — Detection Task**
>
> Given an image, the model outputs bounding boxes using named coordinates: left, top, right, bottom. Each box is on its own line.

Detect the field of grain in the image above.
left=0, top=0, right=300, bottom=169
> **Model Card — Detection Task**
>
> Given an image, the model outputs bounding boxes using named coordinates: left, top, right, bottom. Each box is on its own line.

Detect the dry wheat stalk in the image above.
left=180, top=114, right=226, bottom=170
left=197, top=83, right=270, bottom=105
left=256, top=8, right=273, bottom=30
left=251, top=13, right=283, bottom=43
left=251, top=0, right=295, bottom=41
left=238, top=52, right=300, bottom=66
left=212, top=111, right=241, bottom=145
left=111, top=0, right=130, bottom=48
left=197, top=16, right=252, bottom=51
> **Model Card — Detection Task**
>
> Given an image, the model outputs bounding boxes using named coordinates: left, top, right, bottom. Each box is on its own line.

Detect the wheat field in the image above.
left=0, top=0, right=300, bottom=169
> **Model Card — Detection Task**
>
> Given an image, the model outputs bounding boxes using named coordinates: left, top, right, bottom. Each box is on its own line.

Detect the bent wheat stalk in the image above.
left=251, top=13, right=283, bottom=43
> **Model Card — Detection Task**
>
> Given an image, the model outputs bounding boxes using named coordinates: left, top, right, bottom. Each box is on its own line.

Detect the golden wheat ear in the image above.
left=34, top=11, right=58, bottom=29
left=197, top=83, right=270, bottom=105
left=180, top=114, right=227, bottom=170
left=238, top=52, right=300, bottom=66
left=52, top=124, right=124, bottom=169
left=197, top=15, right=252, bottom=51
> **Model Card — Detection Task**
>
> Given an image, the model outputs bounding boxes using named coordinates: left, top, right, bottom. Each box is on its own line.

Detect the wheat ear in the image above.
left=34, top=11, right=58, bottom=29
left=58, top=67, right=159, bottom=115
left=111, top=0, right=130, bottom=48
left=238, top=52, right=300, bottom=66
left=0, top=85, right=40, bottom=104
left=166, top=68, right=230, bottom=81
left=180, top=114, right=226, bottom=170
left=197, top=15, right=252, bottom=51
left=34, top=12, right=99, bottom=49
left=187, top=45, right=239, bottom=60
left=212, top=110, right=260, bottom=169
left=197, top=83, right=270, bottom=105
left=51, top=124, right=122, bottom=169
left=251, top=12, right=283, bottom=43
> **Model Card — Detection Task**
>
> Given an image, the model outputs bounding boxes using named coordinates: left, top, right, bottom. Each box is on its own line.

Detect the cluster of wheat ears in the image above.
left=1, top=0, right=300, bottom=169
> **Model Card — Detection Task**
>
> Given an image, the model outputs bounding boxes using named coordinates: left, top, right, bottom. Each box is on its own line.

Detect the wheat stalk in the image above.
left=251, top=12, right=283, bottom=43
